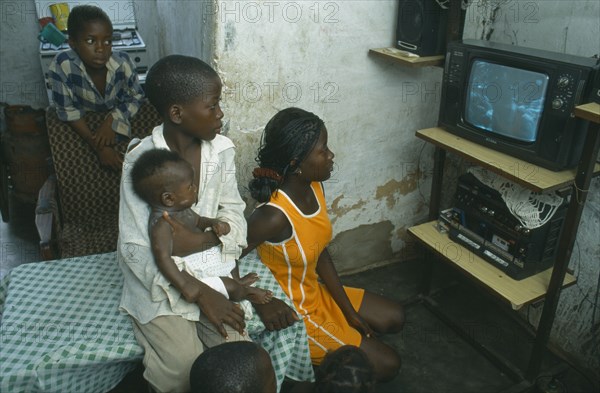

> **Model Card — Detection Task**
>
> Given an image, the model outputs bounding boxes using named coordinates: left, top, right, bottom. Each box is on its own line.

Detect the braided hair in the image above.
left=313, top=345, right=375, bottom=393
left=249, top=107, right=324, bottom=203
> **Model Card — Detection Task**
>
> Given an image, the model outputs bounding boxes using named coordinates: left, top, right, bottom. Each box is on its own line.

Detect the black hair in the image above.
left=130, top=148, right=188, bottom=203
left=248, top=107, right=324, bottom=203
left=313, top=346, right=376, bottom=393
left=67, top=5, right=112, bottom=39
left=189, top=341, right=273, bottom=393
left=145, top=55, right=220, bottom=117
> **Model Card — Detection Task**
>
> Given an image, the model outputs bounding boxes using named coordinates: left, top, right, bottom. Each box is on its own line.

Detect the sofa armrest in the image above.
left=35, top=174, right=58, bottom=260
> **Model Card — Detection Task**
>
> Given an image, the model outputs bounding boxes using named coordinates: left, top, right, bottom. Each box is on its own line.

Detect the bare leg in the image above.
left=358, top=291, right=405, bottom=334
left=357, top=291, right=404, bottom=381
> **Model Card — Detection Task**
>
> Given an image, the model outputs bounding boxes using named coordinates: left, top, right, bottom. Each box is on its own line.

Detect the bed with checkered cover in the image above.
left=0, top=251, right=313, bottom=392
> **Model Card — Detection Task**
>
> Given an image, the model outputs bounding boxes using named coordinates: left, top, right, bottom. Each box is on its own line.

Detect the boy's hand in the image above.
left=212, top=221, right=231, bottom=237
left=253, top=297, right=300, bottom=331
left=163, top=212, right=220, bottom=256
left=96, top=146, right=123, bottom=171
left=94, top=121, right=117, bottom=148
left=183, top=281, right=246, bottom=338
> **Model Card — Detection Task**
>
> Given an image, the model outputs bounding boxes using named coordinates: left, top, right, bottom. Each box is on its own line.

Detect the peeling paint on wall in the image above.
left=224, top=21, right=236, bottom=52
left=330, top=195, right=366, bottom=224
left=375, top=170, right=421, bottom=209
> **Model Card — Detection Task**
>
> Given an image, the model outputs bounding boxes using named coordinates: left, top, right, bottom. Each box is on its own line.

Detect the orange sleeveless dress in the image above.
left=257, top=182, right=365, bottom=364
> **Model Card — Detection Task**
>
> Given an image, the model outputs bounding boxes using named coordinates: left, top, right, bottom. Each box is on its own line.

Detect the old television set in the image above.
left=439, top=39, right=599, bottom=171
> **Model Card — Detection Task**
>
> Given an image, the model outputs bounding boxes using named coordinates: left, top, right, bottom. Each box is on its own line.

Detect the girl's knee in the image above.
left=381, top=303, right=405, bottom=333
left=362, top=339, right=401, bottom=382
left=391, top=303, right=405, bottom=331
left=373, top=347, right=401, bottom=382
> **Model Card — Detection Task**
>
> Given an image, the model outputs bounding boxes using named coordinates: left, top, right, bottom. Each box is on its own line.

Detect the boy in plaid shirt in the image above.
left=48, top=5, right=144, bottom=171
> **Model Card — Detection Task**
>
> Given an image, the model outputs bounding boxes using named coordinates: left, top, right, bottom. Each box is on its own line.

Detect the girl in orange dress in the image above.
left=243, top=108, right=404, bottom=382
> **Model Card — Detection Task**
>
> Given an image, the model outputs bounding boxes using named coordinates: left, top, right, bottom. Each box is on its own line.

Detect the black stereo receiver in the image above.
left=439, top=173, right=568, bottom=280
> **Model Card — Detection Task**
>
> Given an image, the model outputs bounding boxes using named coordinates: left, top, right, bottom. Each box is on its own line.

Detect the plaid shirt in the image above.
left=48, top=49, right=144, bottom=137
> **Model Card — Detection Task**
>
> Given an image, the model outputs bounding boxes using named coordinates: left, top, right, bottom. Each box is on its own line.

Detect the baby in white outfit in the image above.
left=130, top=148, right=272, bottom=319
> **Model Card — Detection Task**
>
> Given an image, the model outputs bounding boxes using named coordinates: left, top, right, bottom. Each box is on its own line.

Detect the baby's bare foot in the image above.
left=239, top=272, right=259, bottom=286
left=247, top=287, right=273, bottom=304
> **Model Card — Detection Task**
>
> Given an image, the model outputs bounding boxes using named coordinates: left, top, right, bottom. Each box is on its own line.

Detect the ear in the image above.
left=168, top=105, right=183, bottom=125
left=161, top=191, right=175, bottom=207
left=68, top=37, right=75, bottom=49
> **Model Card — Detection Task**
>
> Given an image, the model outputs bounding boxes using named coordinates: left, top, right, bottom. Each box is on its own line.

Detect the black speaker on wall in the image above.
left=396, top=0, right=449, bottom=56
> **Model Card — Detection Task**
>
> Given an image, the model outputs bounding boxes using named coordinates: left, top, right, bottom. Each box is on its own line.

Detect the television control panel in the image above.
left=438, top=173, right=568, bottom=280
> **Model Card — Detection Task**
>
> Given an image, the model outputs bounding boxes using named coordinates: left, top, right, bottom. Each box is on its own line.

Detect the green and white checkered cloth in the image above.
left=0, top=253, right=143, bottom=393
left=240, top=251, right=314, bottom=389
left=0, top=251, right=313, bottom=393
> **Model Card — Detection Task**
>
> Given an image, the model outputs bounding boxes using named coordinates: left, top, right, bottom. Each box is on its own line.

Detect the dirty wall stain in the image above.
left=329, top=195, right=366, bottom=224
left=330, top=221, right=394, bottom=273
left=375, top=171, right=421, bottom=209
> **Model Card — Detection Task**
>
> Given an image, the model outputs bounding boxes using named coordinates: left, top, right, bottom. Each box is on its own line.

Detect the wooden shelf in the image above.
left=574, top=102, right=600, bottom=123
left=416, top=127, right=600, bottom=193
left=408, top=221, right=577, bottom=310
left=369, top=48, right=444, bottom=68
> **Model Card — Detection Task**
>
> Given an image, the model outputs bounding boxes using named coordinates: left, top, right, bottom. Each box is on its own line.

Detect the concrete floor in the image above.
left=1, top=193, right=597, bottom=393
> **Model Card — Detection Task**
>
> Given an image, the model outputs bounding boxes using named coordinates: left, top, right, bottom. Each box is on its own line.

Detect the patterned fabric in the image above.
left=0, top=252, right=314, bottom=393
left=0, top=253, right=144, bottom=393
left=45, top=102, right=161, bottom=258
left=240, top=250, right=315, bottom=388
left=48, top=50, right=144, bottom=136
left=257, top=182, right=365, bottom=364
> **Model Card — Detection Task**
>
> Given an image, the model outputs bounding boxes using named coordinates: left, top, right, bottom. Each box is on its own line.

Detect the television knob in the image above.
left=558, top=76, right=570, bottom=88
left=552, top=98, right=564, bottom=109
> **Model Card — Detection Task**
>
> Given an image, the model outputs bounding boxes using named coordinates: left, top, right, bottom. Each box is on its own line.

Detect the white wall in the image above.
left=214, top=0, right=439, bottom=272
left=154, top=0, right=214, bottom=61
left=463, top=0, right=600, bottom=378
left=0, top=0, right=49, bottom=109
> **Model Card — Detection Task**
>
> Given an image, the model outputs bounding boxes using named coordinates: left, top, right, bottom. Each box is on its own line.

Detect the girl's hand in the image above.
left=253, top=297, right=300, bottom=331
left=346, top=312, right=375, bottom=338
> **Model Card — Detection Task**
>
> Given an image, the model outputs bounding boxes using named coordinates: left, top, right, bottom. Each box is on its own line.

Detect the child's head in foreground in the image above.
left=130, top=149, right=197, bottom=211
left=189, top=341, right=277, bottom=393
left=67, top=5, right=113, bottom=69
left=313, top=345, right=376, bottom=393
left=145, top=55, right=224, bottom=140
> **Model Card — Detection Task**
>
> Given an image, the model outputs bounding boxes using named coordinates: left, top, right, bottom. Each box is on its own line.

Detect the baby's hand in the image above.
left=212, top=221, right=231, bottom=237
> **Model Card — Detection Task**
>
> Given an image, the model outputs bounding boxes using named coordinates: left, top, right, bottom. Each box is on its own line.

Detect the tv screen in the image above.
left=465, top=59, right=549, bottom=143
